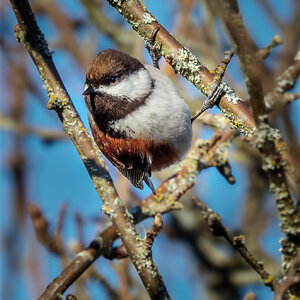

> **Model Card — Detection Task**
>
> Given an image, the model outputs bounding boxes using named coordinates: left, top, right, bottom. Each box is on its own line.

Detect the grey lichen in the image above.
left=255, top=115, right=282, bottom=149
left=175, top=47, right=205, bottom=89
left=275, top=66, right=296, bottom=94
left=101, top=203, right=115, bottom=217
left=130, top=20, right=141, bottom=29
left=269, top=183, right=289, bottom=202
left=221, top=81, right=241, bottom=104
left=221, top=109, right=252, bottom=135
left=110, top=0, right=123, bottom=6
left=143, top=12, right=156, bottom=24
left=214, top=142, right=229, bottom=166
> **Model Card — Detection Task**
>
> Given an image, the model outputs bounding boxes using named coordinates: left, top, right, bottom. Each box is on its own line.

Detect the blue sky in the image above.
left=1, top=0, right=299, bottom=299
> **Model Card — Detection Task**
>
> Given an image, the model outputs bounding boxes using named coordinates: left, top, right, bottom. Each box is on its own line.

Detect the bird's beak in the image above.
left=82, top=84, right=96, bottom=95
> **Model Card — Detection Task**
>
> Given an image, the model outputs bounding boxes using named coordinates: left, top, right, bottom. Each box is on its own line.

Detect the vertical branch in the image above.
left=215, top=0, right=266, bottom=125
left=215, top=0, right=299, bottom=278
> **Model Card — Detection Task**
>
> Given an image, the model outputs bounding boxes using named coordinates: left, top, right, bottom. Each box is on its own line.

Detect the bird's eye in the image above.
left=109, top=76, right=119, bottom=85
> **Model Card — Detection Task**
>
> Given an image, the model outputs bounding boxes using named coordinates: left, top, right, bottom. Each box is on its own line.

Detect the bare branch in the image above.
left=37, top=129, right=236, bottom=298
left=259, top=0, right=285, bottom=30
left=0, top=114, right=68, bottom=142
left=143, top=214, right=163, bottom=251
left=89, top=269, right=121, bottom=300
left=215, top=0, right=299, bottom=276
left=106, top=0, right=256, bottom=134
left=257, top=35, right=283, bottom=61
left=28, top=203, right=64, bottom=255
left=193, top=197, right=278, bottom=290
left=80, top=0, right=136, bottom=54
left=265, top=50, right=300, bottom=111
left=10, top=1, right=170, bottom=299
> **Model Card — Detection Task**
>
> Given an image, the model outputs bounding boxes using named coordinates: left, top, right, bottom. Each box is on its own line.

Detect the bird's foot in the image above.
left=191, top=84, right=224, bottom=123
left=145, top=27, right=162, bottom=69
left=191, top=50, right=234, bottom=123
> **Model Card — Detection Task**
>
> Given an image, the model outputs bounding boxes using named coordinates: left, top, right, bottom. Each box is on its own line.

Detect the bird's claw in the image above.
left=191, top=50, right=234, bottom=123
left=191, top=84, right=224, bottom=123
left=145, top=27, right=162, bottom=69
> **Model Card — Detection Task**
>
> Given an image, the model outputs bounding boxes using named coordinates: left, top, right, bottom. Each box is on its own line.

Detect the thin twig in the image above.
left=265, top=50, right=300, bottom=111
left=0, top=114, right=68, bottom=142
left=89, top=269, right=121, bottom=300
left=143, top=214, right=163, bottom=251
left=193, top=197, right=278, bottom=290
left=80, top=0, right=136, bottom=54
left=257, top=35, right=283, bottom=61
left=28, top=203, right=64, bottom=255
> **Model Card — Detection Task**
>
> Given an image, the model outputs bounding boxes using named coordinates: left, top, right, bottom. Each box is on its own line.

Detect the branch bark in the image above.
left=193, top=197, right=278, bottom=290
left=106, top=0, right=256, bottom=134
left=215, top=0, right=299, bottom=279
left=10, top=1, right=170, bottom=299
left=37, top=129, right=235, bottom=299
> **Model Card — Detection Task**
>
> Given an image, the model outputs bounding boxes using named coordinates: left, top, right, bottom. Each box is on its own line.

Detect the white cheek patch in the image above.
left=95, top=68, right=152, bottom=100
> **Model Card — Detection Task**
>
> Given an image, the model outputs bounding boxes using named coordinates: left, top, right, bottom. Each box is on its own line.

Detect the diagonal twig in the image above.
left=193, top=197, right=278, bottom=290
left=106, top=0, right=256, bottom=134
left=37, top=129, right=236, bottom=298
left=9, top=1, right=170, bottom=299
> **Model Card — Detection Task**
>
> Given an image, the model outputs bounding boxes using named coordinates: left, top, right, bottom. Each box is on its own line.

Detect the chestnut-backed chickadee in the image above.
left=83, top=49, right=192, bottom=194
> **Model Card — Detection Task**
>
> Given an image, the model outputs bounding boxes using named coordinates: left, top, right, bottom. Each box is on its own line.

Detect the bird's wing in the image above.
left=89, top=119, right=156, bottom=194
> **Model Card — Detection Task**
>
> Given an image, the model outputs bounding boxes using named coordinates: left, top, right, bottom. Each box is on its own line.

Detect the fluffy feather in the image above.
left=110, top=65, right=192, bottom=161
left=84, top=49, right=193, bottom=194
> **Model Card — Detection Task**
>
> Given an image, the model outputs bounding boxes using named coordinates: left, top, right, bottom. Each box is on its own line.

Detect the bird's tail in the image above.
left=144, top=175, right=156, bottom=195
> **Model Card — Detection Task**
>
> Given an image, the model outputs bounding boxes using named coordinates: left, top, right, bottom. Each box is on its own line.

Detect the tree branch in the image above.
left=273, top=251, right=300, bottom=300
left=37, top=129, right=236, bottom=299
left=215, top=0, right=299, bottom=277
left=28, top=203, right=64, bottom=255
left=80, top=0, right=137, bottom=54
left=265, top=50, right=300, bottom=111
left=10, top=1, right=170, bottom=299
left=0, top=113, right=68, bottom=142
left=193, top=197, right=278, bottom=290
left=257, top=35, right=283, bottom=61
left=106, top=0, right=256, bottom=134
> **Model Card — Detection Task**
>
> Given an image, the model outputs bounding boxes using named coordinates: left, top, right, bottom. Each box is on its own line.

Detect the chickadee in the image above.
left=83, top=49, right=192, bottom=194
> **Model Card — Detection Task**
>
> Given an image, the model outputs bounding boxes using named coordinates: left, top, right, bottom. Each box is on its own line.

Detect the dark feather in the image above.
left=119, top=153, right=156, bottom=194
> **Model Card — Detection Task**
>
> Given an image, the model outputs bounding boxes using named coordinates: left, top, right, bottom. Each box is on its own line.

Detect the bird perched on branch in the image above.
left=83, top=49, right=192, bottom=194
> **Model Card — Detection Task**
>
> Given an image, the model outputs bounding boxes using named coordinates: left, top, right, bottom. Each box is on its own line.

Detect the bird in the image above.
left=83, top=49, right=193, bottom=194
